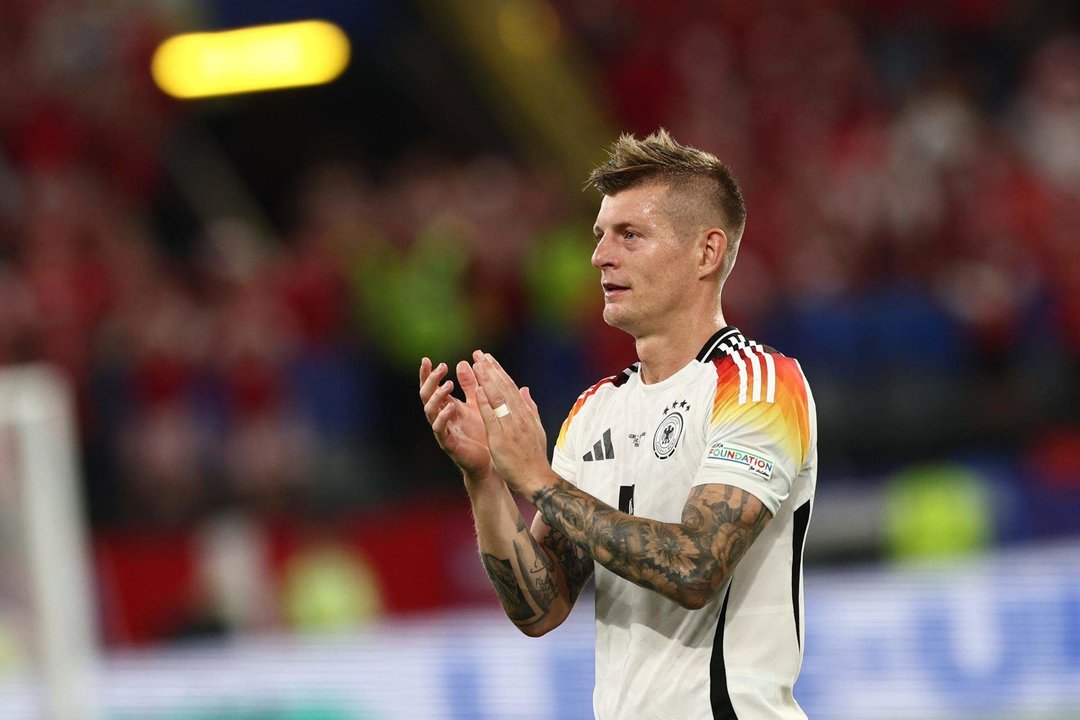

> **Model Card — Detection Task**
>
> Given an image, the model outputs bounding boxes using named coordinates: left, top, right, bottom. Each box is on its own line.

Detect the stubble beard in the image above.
left=603, top=301, right=641, bottom=337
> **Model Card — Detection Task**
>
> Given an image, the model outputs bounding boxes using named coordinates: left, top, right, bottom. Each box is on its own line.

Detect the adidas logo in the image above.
left=583, top=429, right=615, bottom=462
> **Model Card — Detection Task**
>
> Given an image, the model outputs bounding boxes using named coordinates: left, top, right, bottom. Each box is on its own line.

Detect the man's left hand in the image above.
left=471, top=351, right=554, bottom=499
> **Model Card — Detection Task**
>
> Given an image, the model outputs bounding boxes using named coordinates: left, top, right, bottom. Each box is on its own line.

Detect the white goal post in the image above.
left=0, top=365, right=100, bottom=720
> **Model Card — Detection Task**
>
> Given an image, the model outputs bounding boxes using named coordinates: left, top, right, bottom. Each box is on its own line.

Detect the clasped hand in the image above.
left=418, top=351, right=552, bottom=499
left=469, top=351, right=552, bottom=498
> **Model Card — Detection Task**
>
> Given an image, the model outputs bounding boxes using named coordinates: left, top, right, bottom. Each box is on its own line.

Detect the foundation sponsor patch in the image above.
left=705, top=442, right=774, bottom=480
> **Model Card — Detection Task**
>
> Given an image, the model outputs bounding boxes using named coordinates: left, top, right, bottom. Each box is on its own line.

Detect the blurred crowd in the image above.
left=0, top=0, right=1077, bottom=534
left=563, top=0, right=1080, bottom=533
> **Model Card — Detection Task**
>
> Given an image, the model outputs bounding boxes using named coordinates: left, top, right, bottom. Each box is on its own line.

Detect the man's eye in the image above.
left=625, top=231, right=636, bottom=240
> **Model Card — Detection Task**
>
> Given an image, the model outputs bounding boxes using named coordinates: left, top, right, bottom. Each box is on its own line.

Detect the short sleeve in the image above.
left=694, top=354, right=811, bottom=516
left=551, top=407, right=580, bottom=485
left=550, top=377, right=616, bottom=486
left=551, top=387, right=590, bottom=486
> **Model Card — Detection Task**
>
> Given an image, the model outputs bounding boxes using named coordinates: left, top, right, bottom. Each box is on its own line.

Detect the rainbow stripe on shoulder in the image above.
left=709, top=347, right=811, bottom=467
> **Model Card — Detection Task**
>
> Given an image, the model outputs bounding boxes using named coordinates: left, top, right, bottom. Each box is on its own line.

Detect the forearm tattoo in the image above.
left=532, top=479, right=771, bottom=608
left=540, top=522, right=593, bottom=603
left=481, top=516, right=559, bottom=626
left=481, top=553, right=536, bottom=623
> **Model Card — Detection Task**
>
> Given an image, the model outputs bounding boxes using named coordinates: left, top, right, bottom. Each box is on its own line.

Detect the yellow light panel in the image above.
left=152, top=20, right=350, bottom=99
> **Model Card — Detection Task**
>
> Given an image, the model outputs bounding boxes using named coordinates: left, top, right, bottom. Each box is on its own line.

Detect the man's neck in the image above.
left=634, top=312, right=727, bottom=385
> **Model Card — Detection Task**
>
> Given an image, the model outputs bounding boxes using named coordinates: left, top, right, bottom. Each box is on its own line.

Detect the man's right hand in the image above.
left=419, top=357, right=494, bottom=481
left=422, top=357, right=577, bottom=635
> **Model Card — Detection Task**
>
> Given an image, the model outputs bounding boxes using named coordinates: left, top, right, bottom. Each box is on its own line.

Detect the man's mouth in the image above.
left=602, top=282, right=630, bottom=299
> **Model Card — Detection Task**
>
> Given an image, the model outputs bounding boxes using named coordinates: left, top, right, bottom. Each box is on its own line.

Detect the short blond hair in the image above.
left=587, top=129, right=746, bottom=283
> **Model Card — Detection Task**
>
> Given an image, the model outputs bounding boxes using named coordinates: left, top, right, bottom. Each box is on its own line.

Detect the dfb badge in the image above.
left=653, top=399, right=689, bottom=459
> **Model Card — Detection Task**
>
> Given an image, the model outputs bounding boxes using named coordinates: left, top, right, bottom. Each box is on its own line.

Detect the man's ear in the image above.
left=699, top=228, right=728, bottom=279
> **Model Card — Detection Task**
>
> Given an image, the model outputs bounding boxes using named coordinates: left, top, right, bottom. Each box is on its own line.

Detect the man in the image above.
left=419, top=130, right=817, bottom=719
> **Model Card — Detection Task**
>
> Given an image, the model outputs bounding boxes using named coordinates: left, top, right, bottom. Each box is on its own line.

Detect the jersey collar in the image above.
left=695, top=326, right=743, bottom=362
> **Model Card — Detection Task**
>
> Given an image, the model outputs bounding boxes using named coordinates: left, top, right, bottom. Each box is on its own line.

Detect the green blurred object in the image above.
left=283, top=545, right=384, bottom=632
left=884, top=464, right=994, bottom=560
left=525, top=222, right=597, bottom=327
left=351, top=218, right=476, bottom=368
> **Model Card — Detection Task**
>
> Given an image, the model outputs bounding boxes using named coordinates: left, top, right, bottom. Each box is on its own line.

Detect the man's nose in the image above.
left=592, top=234, right=616, bottom=269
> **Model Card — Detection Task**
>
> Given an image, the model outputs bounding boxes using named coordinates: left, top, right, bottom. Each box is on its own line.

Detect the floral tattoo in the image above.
left=531, top=479, right=771, bottom=608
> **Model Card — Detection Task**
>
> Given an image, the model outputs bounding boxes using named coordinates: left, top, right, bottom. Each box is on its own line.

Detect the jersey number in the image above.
left=619, top=485, right=635, bottom=515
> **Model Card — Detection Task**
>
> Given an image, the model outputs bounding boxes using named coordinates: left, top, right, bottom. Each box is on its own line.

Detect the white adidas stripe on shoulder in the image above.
left=728, top=345, right=749, bottom=404
left=762, top=348, right=776, bottom=402
left=719, top=337, right=777, bottom=406
left=741, top=346, right=762, bottom=402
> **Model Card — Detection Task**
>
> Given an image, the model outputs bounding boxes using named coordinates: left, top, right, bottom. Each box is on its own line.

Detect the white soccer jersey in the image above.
left=551, top=327, right=817, bottom=720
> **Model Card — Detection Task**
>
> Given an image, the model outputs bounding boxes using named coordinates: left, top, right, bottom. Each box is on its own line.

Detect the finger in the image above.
left=484, top=353, right=515, bottom=388
left=432, top=399, right=456, bottom=435
left=419, top=357, right=431, bottom=385
left=520, top=386, right=539, bottom=416
left=472, top=359, right=508, bottom=411
left=485, top=352, right=509, bottom=375
left=480, top=353, right=523, bottom=412
left=423, top=380, right=455, bottom=422
left=420, top=360, right=443, bottom=396
left=474, top=382, right=498, bottom=428
left=424, top=379, right=454, bottom=417
left=419, top=361, right=448, bottom=402
left=457, top=360, right=479, bottom=404
left=476, top=382, right=511, bottom=431
left=485, top=353, right=523, bottom=397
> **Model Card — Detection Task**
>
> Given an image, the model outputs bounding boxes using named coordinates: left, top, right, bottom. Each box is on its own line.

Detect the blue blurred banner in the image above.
left=798, top=542, right=1080, bottom=719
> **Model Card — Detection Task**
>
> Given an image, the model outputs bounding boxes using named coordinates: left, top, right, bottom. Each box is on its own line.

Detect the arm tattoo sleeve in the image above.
left=539, top=521, right=593, bottom=603
left=481, top=553, right=536, bottom=623
left=531, top=478, right=771, bottom=608
left=481, top=516, right=560, bottom=626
